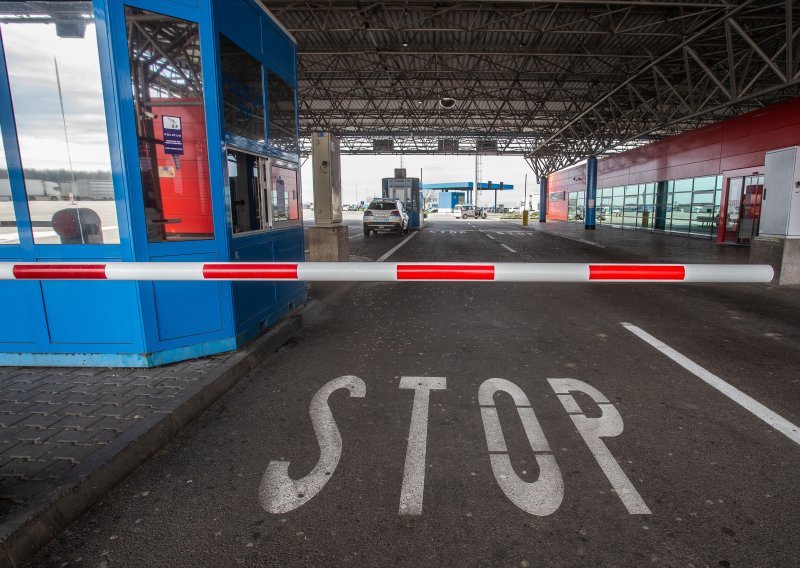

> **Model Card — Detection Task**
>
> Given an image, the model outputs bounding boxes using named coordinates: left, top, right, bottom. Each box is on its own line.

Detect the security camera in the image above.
left=439, top=97, right=456, bottom=109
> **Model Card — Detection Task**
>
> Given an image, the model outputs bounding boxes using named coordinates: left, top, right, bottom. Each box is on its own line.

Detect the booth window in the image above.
left=1, top=2, right=119, bottom=245
left=227, top=149, right=268, bottom=234
left=270, top=162, right=300, bottom=224
left=125, top=7, right=214, bottom=242
left=267, top=71, right=297, bottom=154
left=0, top=122, right=19, bottom=245
left=219, top=35, right=265, bottom=143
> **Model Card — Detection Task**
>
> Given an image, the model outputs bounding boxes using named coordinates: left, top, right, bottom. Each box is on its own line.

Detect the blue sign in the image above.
left=162, top=115, right=184, bottom=155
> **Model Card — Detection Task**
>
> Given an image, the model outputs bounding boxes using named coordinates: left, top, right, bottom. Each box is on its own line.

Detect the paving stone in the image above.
left=0, top=459, right=48, bottom=480
left=26, top=402, right=70, bottom=415
left=60, top=403, right=99, bottom=417
left=12, top=413, right=65, bottom=430
left=47, top=428, right=99, bottom=446
left=0, top=479, right=46, bottom=503
left=40, top=443, right=97, bottom=465
left=13, top=428, right=59, bottom=444
left=50, top=415, right=102, bottom=431
left=7, top=442, right=57, bottom=461
left=88, top=430, right=120, bottom=446
left=89, top=416, right=133, bottom=432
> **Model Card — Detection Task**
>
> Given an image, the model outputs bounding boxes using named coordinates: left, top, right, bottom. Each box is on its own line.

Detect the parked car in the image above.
left=454, top=204, right=473, bottom=218
left=474, top=206, right=487, bottom=219
left=363, top=198, right=409, bottom=236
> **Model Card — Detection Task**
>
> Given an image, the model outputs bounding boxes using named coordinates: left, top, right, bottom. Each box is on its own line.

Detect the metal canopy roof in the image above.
left=265, top=2, right=794, bottom=174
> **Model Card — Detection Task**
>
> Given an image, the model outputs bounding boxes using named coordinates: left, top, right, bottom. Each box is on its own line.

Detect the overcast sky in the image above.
left=300, top=154, right=541, bottom=208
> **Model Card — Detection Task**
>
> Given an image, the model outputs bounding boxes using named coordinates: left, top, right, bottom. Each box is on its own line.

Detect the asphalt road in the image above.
left=31, top=217, right=800, bottom=567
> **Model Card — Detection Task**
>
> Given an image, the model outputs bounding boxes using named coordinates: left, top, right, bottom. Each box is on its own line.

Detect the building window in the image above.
left=1, top=2, right=119, bottom=245
left=0, top=121, right=18, bottom=245
left=125, top=7, right=213, bottom=242
left=219, top=34, right=265, bottom=143
left=267, top=70, right=297, bottom=154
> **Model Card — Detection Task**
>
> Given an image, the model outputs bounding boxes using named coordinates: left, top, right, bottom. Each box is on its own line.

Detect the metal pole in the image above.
left=539, top=177, right=548, bottom=223
left=523, top=173, right=528, bottom=211
left=585, top=156, right=597, bottom=230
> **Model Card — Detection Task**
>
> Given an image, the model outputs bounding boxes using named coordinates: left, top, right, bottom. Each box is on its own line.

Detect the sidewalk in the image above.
left=504, top=218, right=751, bottom=264
left=0, top=288, right=349, bottom=567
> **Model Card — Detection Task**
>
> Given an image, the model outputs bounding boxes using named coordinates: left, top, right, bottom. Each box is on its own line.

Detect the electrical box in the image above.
left=312, top=132, right=342, bottom=224
left=762, top=147, right=800, bottom=238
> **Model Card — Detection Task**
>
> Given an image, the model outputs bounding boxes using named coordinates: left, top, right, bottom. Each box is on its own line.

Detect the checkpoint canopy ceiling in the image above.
left=263, top=0, right=800, bottom=175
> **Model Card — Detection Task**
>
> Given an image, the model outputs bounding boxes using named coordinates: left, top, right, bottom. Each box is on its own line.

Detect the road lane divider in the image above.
left=500, top=244, right=517, bottom=253
left=622, top=323, right=800, bottom=446
left=0, top=262, right=774, bottom=283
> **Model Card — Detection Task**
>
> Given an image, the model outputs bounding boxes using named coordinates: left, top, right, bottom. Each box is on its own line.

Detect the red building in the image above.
left=546, top=97, right=800, bottom=245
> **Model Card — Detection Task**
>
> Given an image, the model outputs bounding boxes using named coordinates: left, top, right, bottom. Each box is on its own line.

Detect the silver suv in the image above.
left=363, top=199, right=409, bottom=236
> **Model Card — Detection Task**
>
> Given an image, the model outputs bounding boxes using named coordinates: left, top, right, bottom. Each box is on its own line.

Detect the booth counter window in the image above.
left=0, top=2, right=119, bottom=245
left=125, top=7, right=214, bottom=243
left=0, top=122, right=19, bottom=245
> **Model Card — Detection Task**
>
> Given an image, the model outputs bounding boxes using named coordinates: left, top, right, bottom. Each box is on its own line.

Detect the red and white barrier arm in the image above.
left=0, top=262, right=774, bottom=283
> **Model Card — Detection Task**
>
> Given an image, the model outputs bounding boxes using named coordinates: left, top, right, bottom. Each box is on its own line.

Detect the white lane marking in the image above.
left=549, top=378, right=651, bottom=514
left=259, top=375, right=366, bottom=513
left=500, top=243, right=517, bottom=253
left=479, top=378, right=563, bottom=516
left=506, top=222, right=606, bottom=249
left=622, top=323, right=800, bottom=446
left=349, top=232, right=362, bottom=240
left=398, top=376, right=447, bottom=515
left=486, top=234, right=496, bottom=240
left=376, top=231, right=418, bottom=262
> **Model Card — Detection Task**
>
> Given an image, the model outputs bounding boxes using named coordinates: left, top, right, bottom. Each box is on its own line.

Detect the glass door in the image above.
left=737, top=175, right=764, bottom=244
left=723, top=176, right=764, bottom=244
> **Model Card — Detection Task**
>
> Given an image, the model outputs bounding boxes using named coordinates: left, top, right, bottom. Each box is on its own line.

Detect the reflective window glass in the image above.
left=689, top=190, right=715, bottom=236
left=0, top=121, right=19, bottom=245
left=670, top=192, right=692, bottom=233
left=610, top=192, right=623, bottom=226
left=270, top=162, right=300, bottom=223
left=674, top=178, right=693, bottom=192
left=267, top=70, right=297, bottom=154
left=1, top=2, right=118, bottom=244
left=125, top=7, right=213, bottom=242
left=622, top=192, right=638, bottom=228
left=220, top=34, right=265, bottom=142
left=640, top=192, right=655, bottom=229
left=693, top=176, right=717, bottom=191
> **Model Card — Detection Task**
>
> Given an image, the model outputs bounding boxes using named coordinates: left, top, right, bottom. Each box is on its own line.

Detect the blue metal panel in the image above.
left=41, top=281, right=138, bottom=344
left=0, top=279, right=37, bottom=344
left=153, top=282, right=224, bottom=341
left=262, top=18, right=296, bottom=84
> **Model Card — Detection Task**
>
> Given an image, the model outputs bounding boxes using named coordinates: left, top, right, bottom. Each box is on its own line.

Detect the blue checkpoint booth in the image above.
left=0, top=0, right=305, bottom=366
left=425, top=181, right=513, bottom=212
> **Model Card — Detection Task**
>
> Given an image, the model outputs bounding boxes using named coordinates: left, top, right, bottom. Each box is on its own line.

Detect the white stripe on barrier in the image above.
left=494, top=263, right=589, bottom=282
left=0, top=262, right=775, bottom=283
left=0, top=264, right=14, bottom=281
left=297, top=263, right=395, bottom=281
left=682, top=264, right=774, bottom=283
left=105, top=262, right=206, bottom=281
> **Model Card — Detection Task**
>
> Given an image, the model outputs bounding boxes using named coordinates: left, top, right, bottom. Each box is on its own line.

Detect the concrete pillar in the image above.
left=539, top=177, right=548, bottom=222
left=584, top=156, right=597, bottom=230
left=311, top=131, right=349, bottom=261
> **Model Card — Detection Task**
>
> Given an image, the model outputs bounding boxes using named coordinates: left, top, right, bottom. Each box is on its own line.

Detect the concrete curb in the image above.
left=0, top=310, right=307, bottom=568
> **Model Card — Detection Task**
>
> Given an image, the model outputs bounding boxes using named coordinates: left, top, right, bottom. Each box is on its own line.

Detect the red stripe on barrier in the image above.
left=12, top=264, right=107, bottom=280
left=589, top=265, right=685, bottom=281
left=202, top=263, right=299, bottom=280
left=397, top=264, right=495, bottom=280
